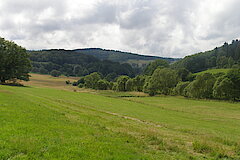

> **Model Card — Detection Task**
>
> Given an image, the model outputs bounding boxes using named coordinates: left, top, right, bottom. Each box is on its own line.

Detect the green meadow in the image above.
left=1, top=77, right=240, bottom=159
left=193, top=69, right=231, bottom=76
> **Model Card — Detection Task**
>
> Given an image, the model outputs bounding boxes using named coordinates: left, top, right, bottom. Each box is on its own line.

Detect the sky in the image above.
left=0, top=0, right=239, bottom=58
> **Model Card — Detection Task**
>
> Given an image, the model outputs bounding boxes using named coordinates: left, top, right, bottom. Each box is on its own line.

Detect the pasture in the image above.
left=193, top=69, right=231, bottom=76
left=0, top=74, right=240, bottom=159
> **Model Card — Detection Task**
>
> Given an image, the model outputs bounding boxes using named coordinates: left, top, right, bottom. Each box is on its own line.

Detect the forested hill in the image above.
left=29, top=49, right=136, bottom=79
left=28, top=48, right=179, bottom=79
left=73, top=48, right=179, bottom=68
left=172, top=39, right=240, bottom=73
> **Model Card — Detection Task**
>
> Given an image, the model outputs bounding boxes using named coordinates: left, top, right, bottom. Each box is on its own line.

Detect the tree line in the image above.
left=173, top=40, right=240, bottom=73
left=1, top=36, right=239, bottom=101
left=71, top=58, right=240, bottom=101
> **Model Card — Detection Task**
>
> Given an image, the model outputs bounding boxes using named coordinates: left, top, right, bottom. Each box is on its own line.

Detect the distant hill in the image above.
left=172, top=39, right=240, bottom=73
left=28, top=48, right=179, bottom=78
left=73, top=48, right=180, bottom=68
left=28, top=49, right=136, bottom=79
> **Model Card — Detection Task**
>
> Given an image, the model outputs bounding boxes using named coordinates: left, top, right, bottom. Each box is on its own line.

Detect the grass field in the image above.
left=1, top=74, right=240, bottom=159
left=193, top=69, right=231, bottom=76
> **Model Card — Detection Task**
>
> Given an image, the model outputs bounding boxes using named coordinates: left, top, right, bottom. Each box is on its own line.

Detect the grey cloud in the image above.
left=0, top=0, right=239, bottom=58
left=119, top=7, right=157, bottom=30
left=86, top=2, right=118, bottom=24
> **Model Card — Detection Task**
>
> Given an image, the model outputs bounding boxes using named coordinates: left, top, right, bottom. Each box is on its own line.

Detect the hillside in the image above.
left=193, top=68, right=231, bottom=76
left=172, top=40, right=240, bottom=73
left=28, top=48, right=179, bottom=78
left=73, top=48, right=179, bottom=68
left=29, top=49, right=136, bottom=78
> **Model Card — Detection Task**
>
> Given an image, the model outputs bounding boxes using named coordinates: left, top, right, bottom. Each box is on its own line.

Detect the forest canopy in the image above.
left=29, top=49, right=136, bottom=79
left=172, top=40, right=240, bottom=73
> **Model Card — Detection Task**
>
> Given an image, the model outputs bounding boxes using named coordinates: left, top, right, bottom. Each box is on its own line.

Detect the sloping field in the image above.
left=193, top=69, right=231, bottom=76
left=1, top=75, right=240, bottom=159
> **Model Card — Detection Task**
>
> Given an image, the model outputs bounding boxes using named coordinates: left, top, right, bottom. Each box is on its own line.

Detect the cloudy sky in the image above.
left=0, top=0, right=239, bottom=58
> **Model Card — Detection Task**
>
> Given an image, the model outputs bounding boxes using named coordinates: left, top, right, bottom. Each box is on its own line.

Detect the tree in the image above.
left=105, top=72, right=117, bottom=81
left=84, top=72, right=102, bottom=89
left=116, top=76, right=130, bottom=91
left=143, top=76, right=152, bottom=94
left=126, top=78, right=134, bottom=91
left=39, top=67, right=48, bottom=74
left=73, top=65, right=83, bottom=76
left=213, top=77, right=234, bottom=100
left=96, top=79, right=110, bottom=90
left=76, top=77, right=85, bottom=86
left=185, top=73, right=216, bottom=99
left=132, top=75, right=146, bottom=91
left=112, top=83, right=118, bottom=91
left=173, top=81, right=190, bottom=96
left=212, top=69, right=240, bottom=100
left=0, top=37, right=31, bottom=83
left=50, top=70, right=61, bottom=77
left=176, top=68, right=191, bottom=82
left=216, top=56, right=228, bottom=68
left=144, top=59, right=169, bottom=75
left=147, top=68, right=180, bottom=95
left=225, top=68, right=240, bottom=100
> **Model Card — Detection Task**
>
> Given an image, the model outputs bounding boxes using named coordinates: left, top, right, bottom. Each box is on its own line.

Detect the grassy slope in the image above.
left=193, top=69, right=231, bottom=76
left=1, top=74, right=240, bottom=159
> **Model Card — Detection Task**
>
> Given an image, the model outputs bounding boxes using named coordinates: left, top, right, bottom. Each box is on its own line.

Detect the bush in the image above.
left=50, top=70, right=61, bottom=77
left=77, top=77, right=85, bottom=85
left=78, top=83, right=84, bottom=88
left=65, top=80, right=71, bottom=85
left=72, top=81, right=78, bottom=86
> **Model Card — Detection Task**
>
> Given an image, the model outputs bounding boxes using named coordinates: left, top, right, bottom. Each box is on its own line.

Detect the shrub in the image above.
left=78, top=83, right=84, bottom=88
left=65, top=80, right=71, bottom=85
left=50, top=70, right=61, bottom=77
left=72, top=81, right=78, bottom=86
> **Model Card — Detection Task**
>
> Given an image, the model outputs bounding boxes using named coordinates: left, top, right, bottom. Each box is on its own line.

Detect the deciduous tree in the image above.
left=0, top=37, right=31, bottom=83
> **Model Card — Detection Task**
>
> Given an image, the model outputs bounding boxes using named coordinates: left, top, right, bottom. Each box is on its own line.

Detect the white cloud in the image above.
left=0, top=0, right=239, bottom=58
